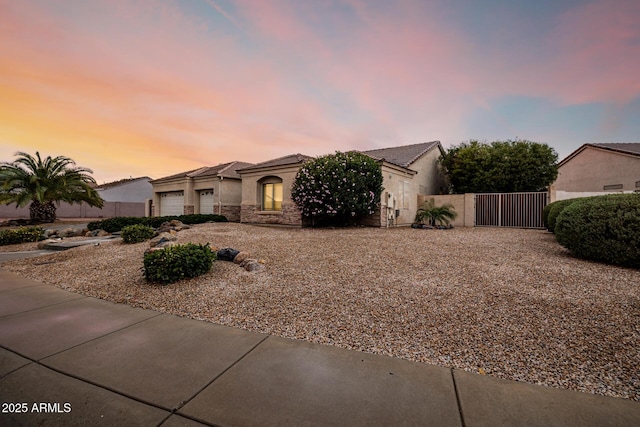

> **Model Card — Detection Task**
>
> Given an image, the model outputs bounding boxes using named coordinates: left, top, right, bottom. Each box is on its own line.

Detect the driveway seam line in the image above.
left=33, top=312, right=164, bottom=361
left=172, top=334, right=271, bottom=414
left=0, top=346, right=174, bottom=413
left=0, top=295, right=88, bottom=319
left=451, top=369, right=466, bottom=427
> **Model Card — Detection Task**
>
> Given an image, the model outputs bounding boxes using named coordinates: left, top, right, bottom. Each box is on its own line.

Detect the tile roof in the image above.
left=361, top=141, right=441, bottom=168
left=151, top=161, right=254, bottom=183
left=236, top=154, right=313, bottom=172
left=558, top=142, right=640, bottom=167
left=591, top=143, right=640, bottom=156
left=95, top=176, right=151, bottom=190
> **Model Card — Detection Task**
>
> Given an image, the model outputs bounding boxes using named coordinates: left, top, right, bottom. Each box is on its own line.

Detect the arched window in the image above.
left=259, top=176, right=283, bottom=211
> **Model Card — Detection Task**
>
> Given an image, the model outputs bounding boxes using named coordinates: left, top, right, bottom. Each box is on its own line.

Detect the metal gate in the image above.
left=475, top=192, right=548, bottom=229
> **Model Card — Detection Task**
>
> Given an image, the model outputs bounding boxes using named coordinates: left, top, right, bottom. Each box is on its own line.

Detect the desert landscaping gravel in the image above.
left=3, top=222, right=639, bottom=401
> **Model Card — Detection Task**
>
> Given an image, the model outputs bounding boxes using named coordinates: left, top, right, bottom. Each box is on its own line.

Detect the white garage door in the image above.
left=160, top=191, right=184, bottom=216
left=199, top=190, right=214, bottom=214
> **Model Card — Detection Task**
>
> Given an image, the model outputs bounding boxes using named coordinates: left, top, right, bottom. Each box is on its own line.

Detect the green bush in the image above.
left=88, top=217, right=142, bottom=232
left=121, top=224, right=155, bottom=244
left=178, top=214, right=228, bottom=224
left=0, top=226, right=44, bottom=246
left=555, top=194, right=640, bottom=268
left=291, top=151, right=383, bottom=226
left=143, top=243, right=216, bottom=284
left=88, top=214, right=228, bottom=232
left=546, top=199, right=581, bottom=233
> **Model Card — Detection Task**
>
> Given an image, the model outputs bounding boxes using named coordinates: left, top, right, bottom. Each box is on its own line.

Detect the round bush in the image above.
left=555, top=194, right=640, bottom=268
left=143, top=243, right=216, bottom=284
left=546, top=199, right=581, bottom=233
left=121, top=224, right=155, bottom=244
left=291, top=151, right=383, bottom=226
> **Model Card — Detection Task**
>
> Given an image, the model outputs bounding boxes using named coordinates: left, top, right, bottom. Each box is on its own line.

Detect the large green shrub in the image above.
left=546, top=199, right=581, bottom=233
left=88, top=214, right=228, bottom=232
left=143, top=243, right=216, bottom=284
left=291, top=151, right=383, bottom=226
left=121, top=224, right=155, bottom=244
left=0, top=226, right=44, bottom=246
left=555, top=194, right=640, bottom=268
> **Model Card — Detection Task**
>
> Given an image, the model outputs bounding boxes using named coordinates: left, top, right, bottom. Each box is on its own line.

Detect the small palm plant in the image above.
left=0, top=151, right=104, bottom=223
left=415, top=200, right=457, bottom=226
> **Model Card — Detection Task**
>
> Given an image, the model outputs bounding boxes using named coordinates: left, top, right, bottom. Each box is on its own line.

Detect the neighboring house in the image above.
left=551, top=143, right=640, bottom=201
left=150, top=161, right=254, bottom=221
left=94, top=176, right=153, bottom=202
left=237, top=141, right=446, bottom=227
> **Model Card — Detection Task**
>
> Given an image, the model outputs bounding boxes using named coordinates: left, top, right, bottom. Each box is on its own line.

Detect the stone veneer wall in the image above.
left=241, top=202, right=302, bottom=226
left=220, top=205, right=241, bottom=222
left=184, top=205, right=195, bottom=215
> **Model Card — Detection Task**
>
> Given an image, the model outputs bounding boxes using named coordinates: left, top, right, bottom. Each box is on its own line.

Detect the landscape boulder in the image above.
left=217, top=247, right=240, bottom=262
left=233, top=251, right=250, bottom=264
left=240, top=258, right=265, bottom=272
left=149, top=232, right=177, bottom=248
left=37, top=239, right=59, bottom=250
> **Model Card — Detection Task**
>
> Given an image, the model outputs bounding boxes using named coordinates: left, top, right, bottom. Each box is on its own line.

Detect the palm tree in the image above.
left=0, top=151, right=104, bottom=223
left=415, top=199, right=457, bottom=226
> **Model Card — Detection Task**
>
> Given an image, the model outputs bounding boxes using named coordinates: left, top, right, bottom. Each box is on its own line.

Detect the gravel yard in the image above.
left=3, top=222, right=639, bottom=401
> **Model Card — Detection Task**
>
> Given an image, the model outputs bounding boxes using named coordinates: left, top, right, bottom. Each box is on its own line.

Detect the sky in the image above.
left=1, top=0, right=639, bottom=184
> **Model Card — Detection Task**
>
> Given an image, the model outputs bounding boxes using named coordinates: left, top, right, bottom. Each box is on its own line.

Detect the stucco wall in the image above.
left=97, top=180, right=153, bottom=202
left=379, top=148, right=446, bottom=227
left=0, top=201, right=145, bottom=219
left=417, top=194, right=475, bottom=227
left=240, top=165, right=302, bottom=225
left=555, top=147, right=640, bottom=192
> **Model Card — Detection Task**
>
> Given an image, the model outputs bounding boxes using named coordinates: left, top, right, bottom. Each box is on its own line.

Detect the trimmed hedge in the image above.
left=546, top=199, right=581, bottom=233
left=0, top=226, right=44, bottom=246
left=88, top=214, right=227, bottom=232
left=555, top=194, right=640, bottom=268
left=121, top=224, right=155, bottom=244
left=143, top=243, right=216, bottom=284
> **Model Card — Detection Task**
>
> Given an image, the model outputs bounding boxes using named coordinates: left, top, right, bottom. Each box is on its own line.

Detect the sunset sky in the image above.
left=1, top=0, right=639, bottom=183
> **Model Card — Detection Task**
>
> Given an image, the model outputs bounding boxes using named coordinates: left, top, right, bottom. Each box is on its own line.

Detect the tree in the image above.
left=291, top=151, right=383, bottom=226
left=439, top=139, right=558, bottom=193
left=0, top=151, right=104, bottom=223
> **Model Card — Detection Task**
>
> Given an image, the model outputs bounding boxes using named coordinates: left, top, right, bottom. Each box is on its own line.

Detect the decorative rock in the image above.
left=244, top=261, right=265, bottom=272
left=233, top=251, right=250, bottom=264
left=37, top=239, right=59, bottom=249
left=60, top=228, right=75, bottom=237
left=45, top=229, right=58, bottom=237
left=149, top=232, right=177, bottom=248
left=85, top=231, right=93, bottom=237
left=217, top=247, right=240, bottom=262
left=239, top=257, right=265, bottom=272
left=156, top=222, right=173, bottom=233
left=155, top=241, right=176, bottom=249
left=96, top=230, right=111, bottom=237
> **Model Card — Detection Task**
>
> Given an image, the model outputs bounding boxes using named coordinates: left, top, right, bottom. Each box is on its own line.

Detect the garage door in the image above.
left=199, top=190, right=214, bottom=214
left=160, top=191, right=184, bottom=216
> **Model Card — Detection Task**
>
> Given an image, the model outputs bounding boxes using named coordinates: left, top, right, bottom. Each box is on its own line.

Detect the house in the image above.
left=236, top=154, right=313, bottom=225
left=94, top=176, right=153, bottom=202
left=150, top=161, right=254, bottom=221
left=237, top=141, right=446, bottom=227
left=0, top=176, right=154, bottom=219
left=551, top=143, right=640, bottom=201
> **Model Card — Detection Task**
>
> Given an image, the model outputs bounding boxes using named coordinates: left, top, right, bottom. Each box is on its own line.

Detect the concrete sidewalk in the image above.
left=0, top=270, right=638, bottom=426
